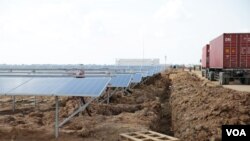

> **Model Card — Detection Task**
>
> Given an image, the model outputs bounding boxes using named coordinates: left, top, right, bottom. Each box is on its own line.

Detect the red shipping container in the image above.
left=209, top=33, right=250, bottom=69
left=202, top=44, right=209, bottom=68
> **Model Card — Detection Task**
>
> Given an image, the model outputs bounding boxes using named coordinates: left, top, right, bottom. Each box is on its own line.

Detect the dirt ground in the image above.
left=0, top=73, right=172, bottom=141
left=0, top=70, right=249, bottom=141
left=170, top=70, right=250, bottom=141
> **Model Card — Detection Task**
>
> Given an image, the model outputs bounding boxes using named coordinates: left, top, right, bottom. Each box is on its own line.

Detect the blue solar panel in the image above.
left=148, top=69, right=155, bottom=76
left=56, top=77, right=111, bottom=97
left=131, top=73, right=142, bottom=83
left=0, top=77, right=31, bottom=93
left=8, top=77, right=73, bottom=95
left=109, top=74, right=132, bottom=87
left=142, top=71, right=148, bottom=77
left=1, top=77, right=111, bottom=97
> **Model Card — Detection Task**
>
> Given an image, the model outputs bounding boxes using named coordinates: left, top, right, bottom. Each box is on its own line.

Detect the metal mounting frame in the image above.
left=100, top=87, right=118, bottom=104
left=54, top=96, right=97, bottom=138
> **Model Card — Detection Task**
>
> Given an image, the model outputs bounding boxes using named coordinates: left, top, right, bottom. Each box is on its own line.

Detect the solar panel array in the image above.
left=109, top=74, right=132, bottom=88
left=0, top=65, right=165, bottom=97
left=131, top=73, right=143, bottom=83
left=0, top=64, right=165, bottom=139
left=0, top=77, right=111, bottom=97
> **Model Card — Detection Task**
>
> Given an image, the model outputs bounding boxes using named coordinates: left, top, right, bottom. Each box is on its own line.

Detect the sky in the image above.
left=0, top=0, right=249, bottom=65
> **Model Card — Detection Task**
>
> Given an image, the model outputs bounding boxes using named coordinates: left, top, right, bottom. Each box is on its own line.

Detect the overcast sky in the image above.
left=0, top=0, right=249, bottom=65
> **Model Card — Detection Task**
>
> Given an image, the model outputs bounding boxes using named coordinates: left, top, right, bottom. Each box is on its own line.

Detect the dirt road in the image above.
left=192, top=70, right=250, bottom=92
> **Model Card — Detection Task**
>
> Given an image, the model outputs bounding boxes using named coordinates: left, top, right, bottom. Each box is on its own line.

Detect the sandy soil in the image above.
left=0, top=73, right=172, bottom=141
left=170, top=71, right=250, bottom=141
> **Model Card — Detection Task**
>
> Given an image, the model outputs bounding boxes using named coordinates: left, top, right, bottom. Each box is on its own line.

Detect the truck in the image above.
left=201, top=33, right=250, bottom=85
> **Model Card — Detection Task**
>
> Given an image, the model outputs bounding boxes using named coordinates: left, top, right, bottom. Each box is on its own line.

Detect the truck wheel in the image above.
left=219, top=72, right=225, bottom=85
left=244, top=78, right=250, bottom=85
left=240, top=78, right=245, bottom=84
left=209, top=71, right=215, bottom=81
left=243, top=75, right=250, bottom=85
left=219, top=78, right=223, bottom=85
left=205, top=70, right=208, bottom=78
left=225, top=78, right=230, bottom=84
left=219, top=72, right=229, bottom=85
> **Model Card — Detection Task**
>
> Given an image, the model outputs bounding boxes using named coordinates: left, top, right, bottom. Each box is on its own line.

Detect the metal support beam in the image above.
left=107, top=92, right=110, bottom=104
left=109, top=88, right=118, bottom=102
left=122, top=88, right=126, bottom=96
left=106, top=87, right=111, bottom=104
left=79, top=97, right=91, bottom=116
left=34, top=96, right=37, bottom=108
left=59, top=97, right=95, bottom=128
left=131, top=83, right=137, bottom=89
left=100, top=88, right=118, bottom=104
left=55, top=96, right=59, bottom=138
left=12, top=96, right=15, bottom=112
left=141, top=77, right=149, bottom=84
left=124, top=87, right=128, bottom=93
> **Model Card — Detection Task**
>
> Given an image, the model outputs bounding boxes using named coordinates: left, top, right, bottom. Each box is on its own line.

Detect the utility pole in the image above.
left=140, top=28, right=145, bottom=72
left=142, top=30, right=145, bottom=66
left=164, top=55, right=167, bottom=70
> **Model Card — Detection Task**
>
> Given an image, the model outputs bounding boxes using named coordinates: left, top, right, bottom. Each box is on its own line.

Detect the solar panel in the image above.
left=109, top=74, right=132, bottom=88
left=148, top=69, right=155, bottom=76
left=131, top=73, right=142, bottom=83
left=2, top=77, right=111, bottom=97
left=7, top=77, right=73, bottom=95
left=56, top=77, right=111, bottom=97
left=142, top=71, right=149, bottom=77
left=0, top=77, right=31, bottom=93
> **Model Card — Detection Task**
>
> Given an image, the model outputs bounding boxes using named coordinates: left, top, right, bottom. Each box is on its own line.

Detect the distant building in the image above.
left=115, top=59, right=160, bottom=66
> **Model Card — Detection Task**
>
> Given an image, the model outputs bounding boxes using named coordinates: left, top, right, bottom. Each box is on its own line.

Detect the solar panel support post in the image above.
left=108, top=88, right=118, bottom=103
left=125, top=84, right=131, bottom=94
left=55, top=96, right=59, bottom=138
left=121, top=88, right=125, bottom=96
left=99, top=88, right=118, bottom=104
left=12, top=96, right=15, bottom=112
left=107, top=87, right=111, bottom=104
left=131, top=83, right=137, bottom=89
left=34, top=96, right=37, bottom=108
left=107, top=92, right=109, bottom=104
left=141, top=77, right=149, bottom=85
left=59, top=97, right=95, bottom=128
left=123, top=88, right=126, bottom=95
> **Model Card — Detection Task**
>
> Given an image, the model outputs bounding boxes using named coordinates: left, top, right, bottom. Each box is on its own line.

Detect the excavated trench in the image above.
left=149, top=73, right=173, bottom=136
left=100, top=73, right=174, bottom=136
left=88, top=72, right=174, bottom=136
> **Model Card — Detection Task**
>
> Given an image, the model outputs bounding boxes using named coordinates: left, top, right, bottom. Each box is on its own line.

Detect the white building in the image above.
left=115, top=59, right=160, bottom=66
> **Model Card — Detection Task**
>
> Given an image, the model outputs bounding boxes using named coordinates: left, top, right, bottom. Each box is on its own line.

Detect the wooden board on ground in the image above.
left=120, top=130, right=180, bottom=141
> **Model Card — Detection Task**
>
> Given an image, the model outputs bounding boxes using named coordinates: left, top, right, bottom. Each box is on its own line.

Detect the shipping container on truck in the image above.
left=202, top=33, right=250, bottom=85
left=201, top=44, right=209, bottom=77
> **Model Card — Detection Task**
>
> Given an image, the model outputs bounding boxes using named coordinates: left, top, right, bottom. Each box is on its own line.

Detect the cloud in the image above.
left=1, top=0, right=247, bottom=65
left=153, top=0, right=191, bottom=23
